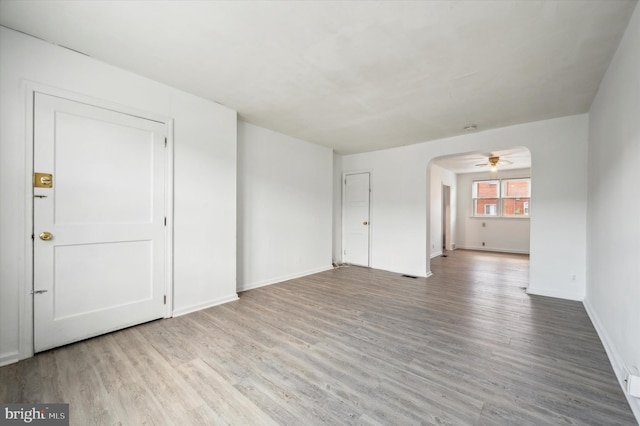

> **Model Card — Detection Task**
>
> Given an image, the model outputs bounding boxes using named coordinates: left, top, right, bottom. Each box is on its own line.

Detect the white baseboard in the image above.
left=526, top=286, right=583, bottom=301
left=172, top=294, right=239, bottom=317
left=0, top=351, right=21, bottom=367
left=376, top=266, right=429, bottom=279
left=584, top=299, right=640, bottom=423
left=458, top=245, right=530, bottom=255
left=237, top=265, right=333, bottom=293
left=430, top=250, right=443, bottom=259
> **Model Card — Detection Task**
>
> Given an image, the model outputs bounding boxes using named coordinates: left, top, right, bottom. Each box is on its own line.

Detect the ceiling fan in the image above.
left=475, top=156, right=512, bottom=171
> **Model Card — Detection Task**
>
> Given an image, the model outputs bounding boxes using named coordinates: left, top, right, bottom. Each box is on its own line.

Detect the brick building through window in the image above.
left=473, top=178, right=530, bottom=217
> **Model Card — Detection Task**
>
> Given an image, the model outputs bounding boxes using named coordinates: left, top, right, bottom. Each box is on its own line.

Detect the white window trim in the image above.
left=472, top=177, right=531, bottom=218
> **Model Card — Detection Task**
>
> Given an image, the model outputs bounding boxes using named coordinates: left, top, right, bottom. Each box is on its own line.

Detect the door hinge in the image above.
left=164, top=217, right=167, bottom=226
left=164, top=137, right=167, bottom=147
left=164, top=295, right=167, bottom=305
left=31, top=234, right=34, bottom=240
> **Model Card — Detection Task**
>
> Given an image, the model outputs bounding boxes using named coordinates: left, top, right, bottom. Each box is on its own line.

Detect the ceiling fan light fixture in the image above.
left=464, top=124, right=477, bottom=131
left=489, top=156, right=500, bottom=172
left=475, top=155, right=512, bottom=170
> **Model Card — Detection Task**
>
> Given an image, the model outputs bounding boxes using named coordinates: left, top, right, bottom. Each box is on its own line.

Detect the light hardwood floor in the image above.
left=1, top=250, right=636, bottom=425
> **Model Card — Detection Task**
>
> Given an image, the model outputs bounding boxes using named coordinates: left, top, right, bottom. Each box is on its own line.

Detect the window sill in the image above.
left=470, top=216, right=530, bottom=220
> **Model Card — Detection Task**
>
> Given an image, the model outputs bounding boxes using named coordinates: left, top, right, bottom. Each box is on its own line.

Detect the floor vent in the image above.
left=401, top=274, right=418, bottom=279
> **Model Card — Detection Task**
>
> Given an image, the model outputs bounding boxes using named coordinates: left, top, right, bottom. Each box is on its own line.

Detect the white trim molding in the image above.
left=0, top=351, right=21, bottom=368
left=457, top=245, right=530, bottom=255
left=584, top=299, right=640, bottom=422
left=526, top=287, right=584, bottom=302
left=237, top=266, right=333, bottom=293
left=172, top=294, right=239, bottom=318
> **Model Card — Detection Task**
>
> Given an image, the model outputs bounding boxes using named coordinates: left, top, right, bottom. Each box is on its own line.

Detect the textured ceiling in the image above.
left=0, top=0, right=636, bottom=154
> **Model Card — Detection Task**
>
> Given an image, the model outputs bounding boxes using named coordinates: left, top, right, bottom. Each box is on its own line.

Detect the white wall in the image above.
left=429, top=164, right=457, bottom=258
left=338, top=114, right=588, bottom=299
left=0, top=27, right=238, bottom=365
left=237, top=121, right=333, bottom=292
left=456, top=168, right=531, bottom=254
left=171, top=92, right=238, bottom=317
left=585, top=4, right=640, bottom=420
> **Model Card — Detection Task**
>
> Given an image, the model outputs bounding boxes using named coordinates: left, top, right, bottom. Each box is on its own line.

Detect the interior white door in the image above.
left=33, top=93, right=168, bottom=352
left=343, top=172, right=370, bottom=266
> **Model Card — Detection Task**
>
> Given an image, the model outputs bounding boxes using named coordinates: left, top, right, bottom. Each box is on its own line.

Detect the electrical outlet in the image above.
left=627, top=375, right=640, bottom=397
left=482, top=242, right=485, bottom=246
left=571, top=274, right=576, bottom=281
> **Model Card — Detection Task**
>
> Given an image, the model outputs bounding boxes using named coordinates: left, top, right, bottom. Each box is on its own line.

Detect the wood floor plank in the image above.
left=0, top=249, right=636, bottom=425
left=177, top=358, right=280, bottom=426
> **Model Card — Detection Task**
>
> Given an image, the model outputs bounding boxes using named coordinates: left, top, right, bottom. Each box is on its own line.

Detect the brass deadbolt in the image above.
left=34, top=173, right=53, bottom=188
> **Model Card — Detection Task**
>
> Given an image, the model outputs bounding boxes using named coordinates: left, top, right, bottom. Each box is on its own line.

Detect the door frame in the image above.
left=22, top=82, right=174, bottom=358
left=442, top=184, right=451, bottom=251
left=341, top=170, right=372, bottom=266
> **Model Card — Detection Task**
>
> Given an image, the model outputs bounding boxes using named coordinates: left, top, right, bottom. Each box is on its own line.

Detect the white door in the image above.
left=343, top=173, right=370, bottom=266
left=33, top=93, right=168, bottom=352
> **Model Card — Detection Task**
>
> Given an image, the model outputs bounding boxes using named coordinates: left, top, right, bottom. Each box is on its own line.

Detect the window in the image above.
left=472, top=180, right=499, bottom=216
left=502, top=178, right=531, bottom=216
left=472, top=178, right=530, bottom=217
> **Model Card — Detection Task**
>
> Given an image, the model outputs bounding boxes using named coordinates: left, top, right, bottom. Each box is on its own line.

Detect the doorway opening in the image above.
left=428, top=147, right=532, bottom=278
left=442, top=184, right=451, bottom=257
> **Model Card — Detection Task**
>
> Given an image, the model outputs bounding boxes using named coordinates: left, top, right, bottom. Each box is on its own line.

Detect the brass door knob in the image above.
left=39, top=232, right=53, bottom=241
left=363, top=221, right=368, bottom=225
